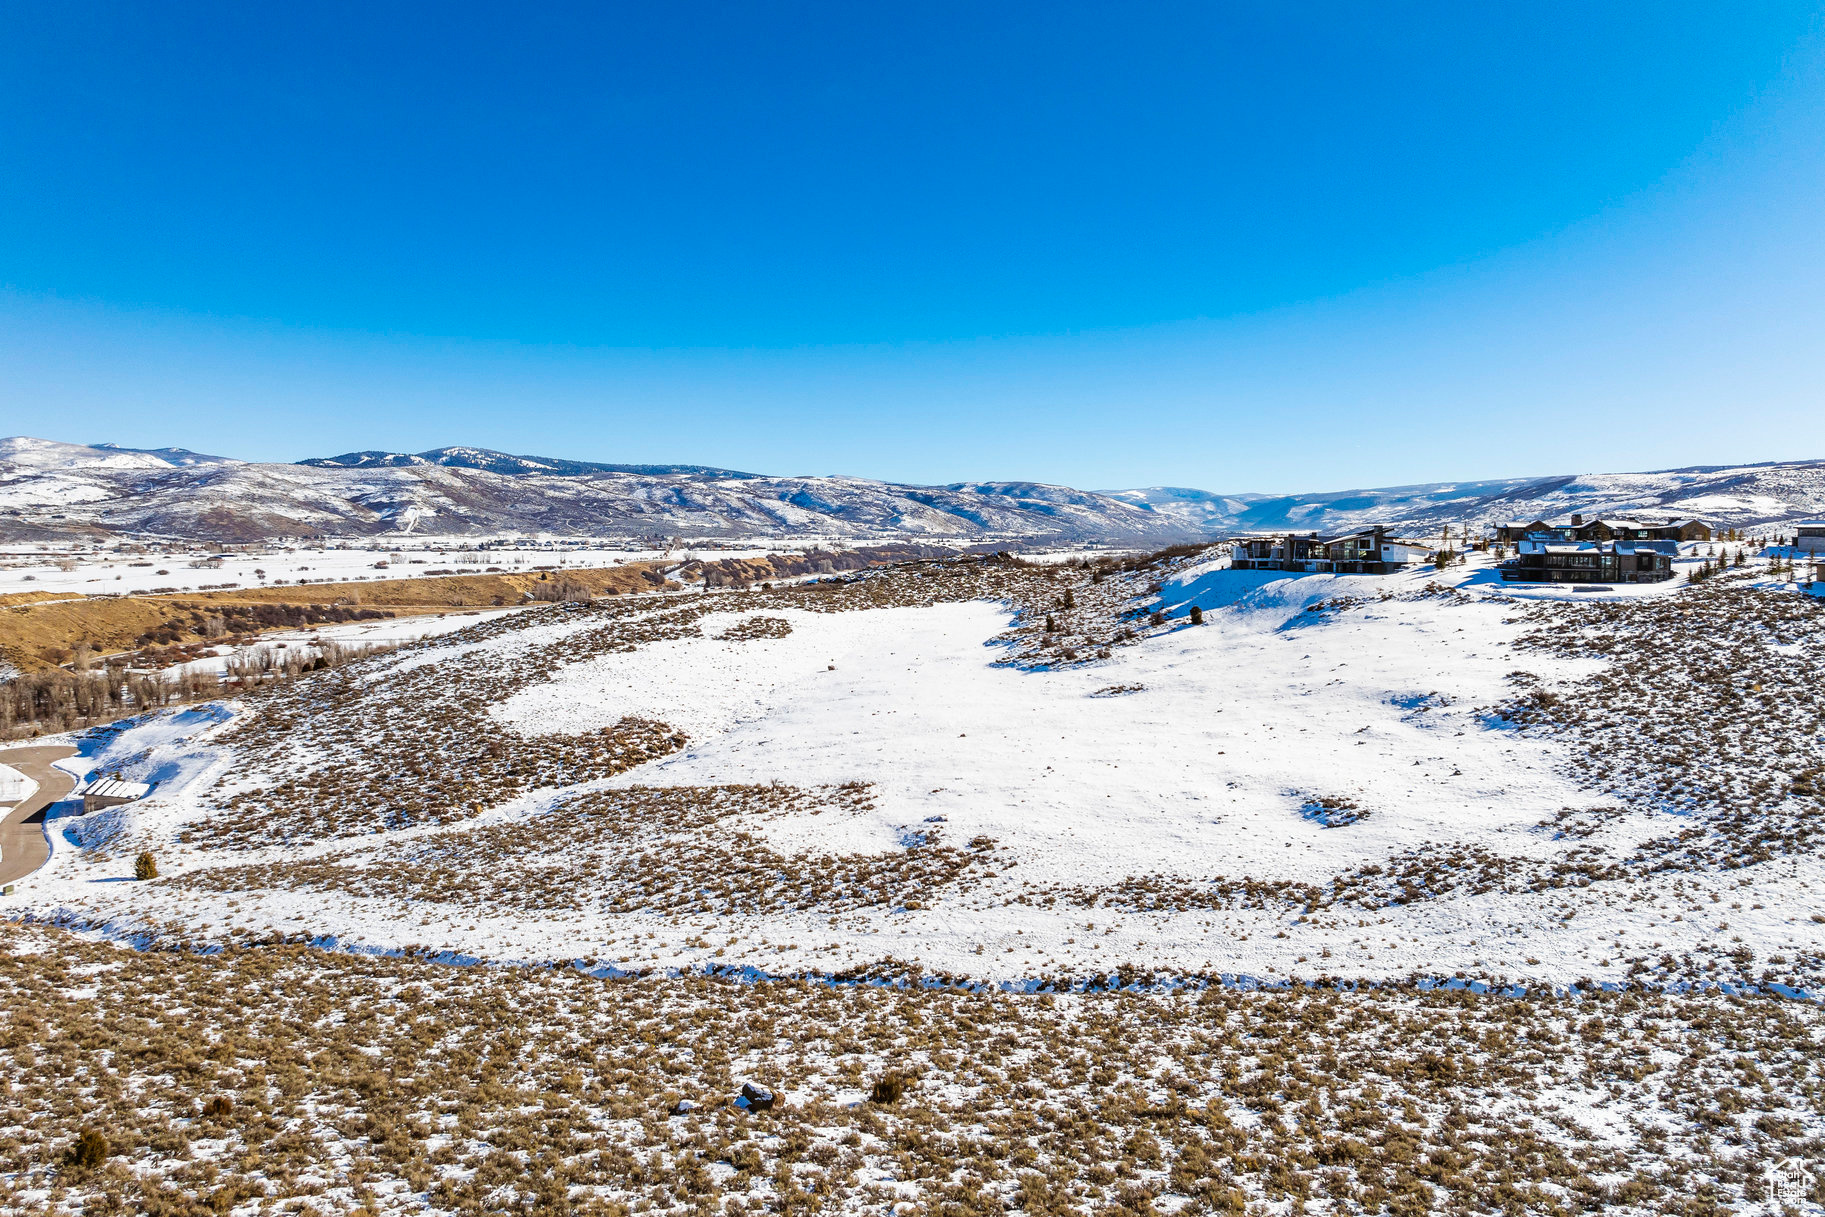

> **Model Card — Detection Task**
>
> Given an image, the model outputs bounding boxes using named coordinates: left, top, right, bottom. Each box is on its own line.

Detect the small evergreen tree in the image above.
left=135, top=851, right=158, bottom=881
left=1189, top=605, right=1203, bottom=625
left=1062, top=588, right=1075, bottom=609
left=1043, top=614, right=1056, bottom=633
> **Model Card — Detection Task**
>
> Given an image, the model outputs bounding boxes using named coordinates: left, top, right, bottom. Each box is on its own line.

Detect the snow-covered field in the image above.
left=0, top=539, right=777, bottom=598
left=9, top=548, right=1823, bottom=996
left=152, top=606, right=531, bottom=680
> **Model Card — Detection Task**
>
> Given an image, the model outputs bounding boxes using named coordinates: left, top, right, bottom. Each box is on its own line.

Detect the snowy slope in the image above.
left=17, top=555, right=1825, bottom=991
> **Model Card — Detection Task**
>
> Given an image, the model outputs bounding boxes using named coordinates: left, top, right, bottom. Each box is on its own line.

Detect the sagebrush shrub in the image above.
left=869, top=1072, right=909, bottom=1104
left=64, top=1128, right=108, bottom=1170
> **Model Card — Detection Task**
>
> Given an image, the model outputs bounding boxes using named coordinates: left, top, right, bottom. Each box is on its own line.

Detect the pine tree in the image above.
left=1062, top=588, right=1075, bottom=610
left=1189, top=605, right=1203, bottom=625
left=135, top=851, right=158, bottom=881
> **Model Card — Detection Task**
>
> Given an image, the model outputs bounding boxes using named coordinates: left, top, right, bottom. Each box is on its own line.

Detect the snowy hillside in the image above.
left=17, top=549, right=1825, bottom=994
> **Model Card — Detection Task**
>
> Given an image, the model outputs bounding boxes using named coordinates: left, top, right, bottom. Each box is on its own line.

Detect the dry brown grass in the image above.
left=177, top=781, right=1004, bottom=917
left=1, top=923, right=1819, bottom=1215
left=0, top=565, right=678, bottom=671
left=0, top=591, right=69, bottom=608
left=1495, top=578, right=1825, bottom=872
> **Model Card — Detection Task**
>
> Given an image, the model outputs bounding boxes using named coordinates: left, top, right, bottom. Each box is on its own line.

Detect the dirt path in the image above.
left=0, top=745, right=78, bottom=886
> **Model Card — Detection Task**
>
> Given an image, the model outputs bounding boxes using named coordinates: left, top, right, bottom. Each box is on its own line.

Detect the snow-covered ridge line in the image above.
left=1, top=437, right=1188, bottom=545
left=1113, top=456, right=1825, bottom=535
left=7, top=436, right=1825, bottom=543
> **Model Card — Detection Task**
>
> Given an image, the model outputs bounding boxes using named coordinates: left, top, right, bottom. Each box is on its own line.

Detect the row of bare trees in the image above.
left=2, top=641, right=397, bottom=738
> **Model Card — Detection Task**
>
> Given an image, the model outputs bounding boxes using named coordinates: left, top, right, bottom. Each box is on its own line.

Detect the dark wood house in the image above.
left=1501, top=538, right=1677, bottom=583
left=1571, top=516, right=1710, bottom=542
left=1231, top=527, right=1434, bottom=574
left=1495, top=515, right=1710, bottom=545
left=1494, top=520, right=1553, bottom=544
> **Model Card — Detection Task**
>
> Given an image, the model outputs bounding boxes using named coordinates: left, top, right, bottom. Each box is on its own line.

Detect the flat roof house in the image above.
left=1794, top=521, right=1825, bottom=555
left=1231, top=526, right=1433, bottom=575
left=79, top=777, right=152, bottom=814
left=1572, top=517, right=1711, bottom=542
left=1498, top=515, right=1710, bottom=546
left=1502, top=538, right=1677, bottom=583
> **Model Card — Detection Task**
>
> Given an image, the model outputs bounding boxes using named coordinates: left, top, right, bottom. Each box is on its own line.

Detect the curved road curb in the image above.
left=0, top=745, right=78, bottom=887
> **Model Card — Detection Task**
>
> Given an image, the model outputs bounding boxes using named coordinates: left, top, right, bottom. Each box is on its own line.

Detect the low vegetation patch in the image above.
left=1, top=925, right=1820, bottom=1215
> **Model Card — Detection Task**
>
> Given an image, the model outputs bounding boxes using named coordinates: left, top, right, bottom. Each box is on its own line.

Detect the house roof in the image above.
left=1522, top=540, right=1676, bottom=555
left=79, top=778, right=152, bottom=801
left=1581, top=517, right=1710, bottom=531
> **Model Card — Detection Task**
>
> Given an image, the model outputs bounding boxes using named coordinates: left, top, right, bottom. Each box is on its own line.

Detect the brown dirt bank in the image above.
left=0, top=564, right=676, bottom=671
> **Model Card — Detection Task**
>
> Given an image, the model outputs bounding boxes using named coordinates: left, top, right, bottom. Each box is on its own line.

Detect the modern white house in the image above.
left=1794, top=521, right=1825, bottom=555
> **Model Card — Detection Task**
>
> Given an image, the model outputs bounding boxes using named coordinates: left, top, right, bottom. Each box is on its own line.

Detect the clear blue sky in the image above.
left=3, top=3, right=1823, bottom=490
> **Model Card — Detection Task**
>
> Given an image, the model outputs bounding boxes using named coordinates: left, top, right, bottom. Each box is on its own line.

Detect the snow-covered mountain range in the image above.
left=1111, top=460, right=1825, bottom=537
left=3, top=436, right=1822, bottom=544
left=0, top=438, right=1183, bottom=544
left=298, top=445, right=753, bottom=479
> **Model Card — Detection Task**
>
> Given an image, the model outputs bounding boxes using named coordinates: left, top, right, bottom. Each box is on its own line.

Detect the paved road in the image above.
left=0, top=745, right=77, bottom=886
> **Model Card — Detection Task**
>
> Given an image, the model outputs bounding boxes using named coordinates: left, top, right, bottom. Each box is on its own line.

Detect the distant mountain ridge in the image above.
left=3, top=436, right=1822, bottom=544
left=298, top=445, right=755, bottom=479
left=0, top=437, right=1182, bottom=544
left=1111, top=459, right=1825, bottom=537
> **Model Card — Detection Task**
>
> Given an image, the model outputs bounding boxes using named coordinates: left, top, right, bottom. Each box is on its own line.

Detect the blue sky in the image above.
left=3, top=3, right=1823, bottom=491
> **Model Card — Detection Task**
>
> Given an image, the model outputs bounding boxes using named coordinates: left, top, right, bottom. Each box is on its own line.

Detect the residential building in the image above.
left=1230, top=527, right=1434, bottom=574
left=79, top=777, right=152, bottom=814
left=1570, top=516, right=1710, bottom=542
left=1794, top=521, right=1825, bottom=555
left=1494, top=515, right=1710, bottom=544
left=1494, top=519, right=1553, bottom=544
left=1502, top=538, right=1677, bottom=583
